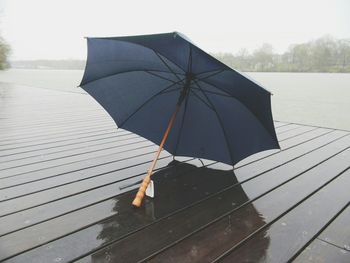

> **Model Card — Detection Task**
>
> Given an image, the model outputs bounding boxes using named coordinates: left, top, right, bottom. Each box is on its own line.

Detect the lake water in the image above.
left=0, top=69, right=349, bottom=130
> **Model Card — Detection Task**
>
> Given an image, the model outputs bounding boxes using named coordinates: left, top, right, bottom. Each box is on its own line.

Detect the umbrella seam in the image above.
left=173, top=44, right=192, bottom=156
left=196, top=69, right=226, bottom=80
left=187, top=44, right=193, bottom=73
left=195, top=79, right=278, bottom=143
left=190, top=89, right=215, bottom=110
left=193, top=82, right=236, bottom=166
left=118, top=78, right=185, bottom=128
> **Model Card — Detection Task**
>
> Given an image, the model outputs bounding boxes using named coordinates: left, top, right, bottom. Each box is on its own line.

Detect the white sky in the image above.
left=1, top=0, right=350, bottom=60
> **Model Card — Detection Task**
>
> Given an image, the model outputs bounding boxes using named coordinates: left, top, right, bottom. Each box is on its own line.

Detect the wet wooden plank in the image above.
left=0, top=135, right=143, bottom=171
left=0, top=129, right=129, bottom=153
left=0, top=152, right=171, bottom=215
left=276, top=126, right=316, bottom=141
left=0, top=136, right=143, bottom=173
left=0, top=132, right=134, bottom=164
left=0, top=141, right=154, bottom=189
left=0, top=144, right=155, bottom=195
left=1, top=116, right=106, bottom=128
left=317, top=204, right=350, bottom=251
left=273, top=121, right=289, bottom=128
left=0, top=199, right=119, bottom=261
left=0, top=158, right=203, bottom=261
left=0, top=115, right=112, bottom=137
left=73, top=138, right=350, bottom=263
left=0, top=137, right=149, bottom=180
left=216, top=171, right=350, bottom=263
left=293, top=239, right=350, bottom=263
left=0, top=158, right=198, bottom=237
left=0, top=123, right=116, bottom=145
left=273, top=123, right=301, bottom=133
left=0, top=130, right=129, bottom=158
left=8, top=133, right=350, bottom=263
left=0, top=131, right=131, bottom=162
left=278, top=128, right=332, bottom=148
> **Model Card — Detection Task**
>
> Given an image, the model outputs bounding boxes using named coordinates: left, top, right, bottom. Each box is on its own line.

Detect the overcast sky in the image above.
left=1, top=0, right=350, bottom=60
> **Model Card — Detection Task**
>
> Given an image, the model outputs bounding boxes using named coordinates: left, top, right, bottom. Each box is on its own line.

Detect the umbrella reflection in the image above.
left=93, top=160, right=269, bottom=262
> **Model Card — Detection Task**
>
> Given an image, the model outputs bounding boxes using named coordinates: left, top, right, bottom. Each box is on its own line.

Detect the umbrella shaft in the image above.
left=132, top=103, right=181, bottom=207
left=148, top=104, right=181, bottom=173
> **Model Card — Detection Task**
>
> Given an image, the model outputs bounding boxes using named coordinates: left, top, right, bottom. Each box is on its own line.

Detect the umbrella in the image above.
left=79, top=32, right=280, bottom=207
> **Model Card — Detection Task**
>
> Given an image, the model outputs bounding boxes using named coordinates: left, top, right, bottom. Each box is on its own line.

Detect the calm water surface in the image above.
left=0, top=69, right=349, bottom=130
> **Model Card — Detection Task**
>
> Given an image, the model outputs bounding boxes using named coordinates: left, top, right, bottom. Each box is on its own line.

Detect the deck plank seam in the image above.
left=0, top=152, right=170, bottom=202
left=0, top=155, right=175, bottom=218
left=0, top=134, right=141, bottom=165
left=0, top=145, right=154, bottom=190
left=0, top=131, right=131, bottom=160
left=287, top=201, right=350, bottom=263
left=0, top=137, right=147, bottom=172
left=274, top=119, right=350, bottom=133
left=315, top=237, right=350, bottom=253
left=0, top=139, right=152, bottom=180
left=0, top=130, right=131, bottom=153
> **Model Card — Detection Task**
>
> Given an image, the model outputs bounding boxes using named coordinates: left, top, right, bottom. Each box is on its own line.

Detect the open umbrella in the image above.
left=79, top=32, right=280, bottom=207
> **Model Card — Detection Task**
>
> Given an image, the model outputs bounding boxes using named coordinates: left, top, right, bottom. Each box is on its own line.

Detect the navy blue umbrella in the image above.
left=80, top=32, right=280, bottom=207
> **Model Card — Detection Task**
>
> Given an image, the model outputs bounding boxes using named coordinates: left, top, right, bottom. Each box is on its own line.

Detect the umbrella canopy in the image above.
left=80, top=32, right=279, bottom=167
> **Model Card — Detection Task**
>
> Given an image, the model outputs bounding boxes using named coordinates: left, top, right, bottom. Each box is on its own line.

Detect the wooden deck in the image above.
left=0, top=83, right=349, bottom=263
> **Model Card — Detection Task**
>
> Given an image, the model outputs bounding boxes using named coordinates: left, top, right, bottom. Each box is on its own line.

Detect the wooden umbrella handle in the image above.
left=131, top=174, right=151, bottom=207
left=132, top=104, right=181, bottom=207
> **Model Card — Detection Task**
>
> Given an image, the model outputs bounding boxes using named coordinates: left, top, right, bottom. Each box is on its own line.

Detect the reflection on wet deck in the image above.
left=0, top=83, right=349, bottom=263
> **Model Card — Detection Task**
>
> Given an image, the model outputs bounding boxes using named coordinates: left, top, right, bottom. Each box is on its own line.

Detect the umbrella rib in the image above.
left=196, top=69, right=226, bottom=80
left=193, top=81, right=236, bottom=166
left=195, top=79, right=276, bottom=140
left=190, top=89, right=215, bottom=110
left=161, top=87, right=183, bottom=95
left=187, top=44, right=193, bottom=72
left=145, top=70, right=178, bottom=84
left=154, top=52, right=186, bottom=85
left=173, top=44, right=193, bottom=156
left=118, top=78, right=185, bottom=128
left=195, top=79, right=234, bottom=97
left=192, top=87, right=232, bottom=98
left=81, top=69, right=184, bottom=86
left=173, top=91, right=190, bottom=156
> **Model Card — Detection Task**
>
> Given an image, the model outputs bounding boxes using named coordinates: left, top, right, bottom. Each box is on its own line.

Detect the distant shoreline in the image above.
left=5, top=66, right=350, bottom=74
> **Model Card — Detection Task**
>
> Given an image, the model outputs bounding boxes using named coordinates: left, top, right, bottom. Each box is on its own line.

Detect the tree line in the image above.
left=0, top=37, right=10, bottom=70
left=212, top=36, right=350, bottom=72
left=6, top=35, right=350, bottom=73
